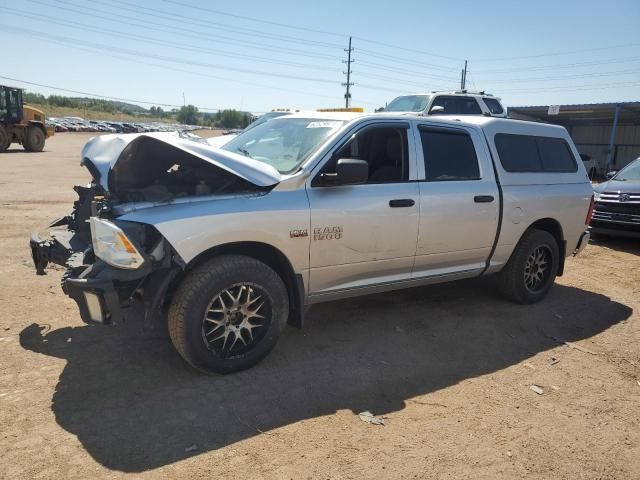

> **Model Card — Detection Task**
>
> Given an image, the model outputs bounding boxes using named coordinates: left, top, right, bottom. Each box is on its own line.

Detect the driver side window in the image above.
left=324, top=126, right=409, bottom=184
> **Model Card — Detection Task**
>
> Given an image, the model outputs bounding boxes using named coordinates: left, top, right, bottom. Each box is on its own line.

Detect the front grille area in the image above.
left=599, top=191, right=640, bottom=202
left=592, top=192, right=640, bottom=232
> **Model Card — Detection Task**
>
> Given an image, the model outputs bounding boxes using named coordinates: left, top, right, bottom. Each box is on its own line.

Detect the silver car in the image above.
left=31, top=113, right=592, bottom=374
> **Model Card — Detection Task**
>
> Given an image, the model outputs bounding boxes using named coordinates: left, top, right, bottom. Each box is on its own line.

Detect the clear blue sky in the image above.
left=1, top=0, right=639, bottom=113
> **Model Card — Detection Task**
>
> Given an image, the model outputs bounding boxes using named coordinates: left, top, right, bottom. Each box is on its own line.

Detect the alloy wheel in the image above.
left=201, top=284, right=270, bottom=357
left=524, top=245, right=552, bottom=293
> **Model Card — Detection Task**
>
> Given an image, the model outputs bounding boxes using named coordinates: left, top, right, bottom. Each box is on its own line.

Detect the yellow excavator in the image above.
left=0, top=85, right=54, bottom=153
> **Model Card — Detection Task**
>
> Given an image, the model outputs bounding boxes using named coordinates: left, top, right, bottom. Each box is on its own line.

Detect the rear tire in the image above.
left=168, top=255, right=288, bottom=374
left=497, top=229, right=559, bottom=304
left=24, top=125, right=45, bottom=152
left=0, top=126, right=9, bottom=152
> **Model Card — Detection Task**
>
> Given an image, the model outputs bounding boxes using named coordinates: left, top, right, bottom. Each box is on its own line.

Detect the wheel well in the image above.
left=526, top=218, right=566, bottom=276
left=180, top=242, right=305, bottom=327
left=28, top=121, right=46, bottom=134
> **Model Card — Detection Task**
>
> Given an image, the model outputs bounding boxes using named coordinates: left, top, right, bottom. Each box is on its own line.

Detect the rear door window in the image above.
left=495, top=133, right=577, bottom=172
left=430, top=96, right=456, bottom=114
left=482, top=98, right=504, bottom=115
left=455, top=97, right=483, bottom=114
left=420, top=127, right=480, bottom=181
left=536, top=137, right=578, bottom=172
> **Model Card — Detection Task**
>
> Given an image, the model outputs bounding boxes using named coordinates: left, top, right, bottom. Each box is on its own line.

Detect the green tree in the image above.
left=24, top=92, right=47, bottom=104
left=149, top=106, right=165, bottom=117
left=177, top=104, right=200, bottom=125
left=215, top=109, right=245, bottom=129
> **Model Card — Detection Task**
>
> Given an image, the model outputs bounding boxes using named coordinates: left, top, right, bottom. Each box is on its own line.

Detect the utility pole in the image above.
left=342, top=36, right=354, bottom=108
left=460, top=60, right=468, bottom=90
left=182, top=92, right=186, bottom=106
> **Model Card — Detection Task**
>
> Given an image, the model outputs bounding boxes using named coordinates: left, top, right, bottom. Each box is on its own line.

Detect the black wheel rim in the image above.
left=524, top=245, right=552, bottom=293
left=201, top=283, right=271, bottom=357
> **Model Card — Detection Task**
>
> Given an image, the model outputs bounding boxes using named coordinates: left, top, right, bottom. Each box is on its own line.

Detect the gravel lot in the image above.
left=0, top=133, right=639, bottom=479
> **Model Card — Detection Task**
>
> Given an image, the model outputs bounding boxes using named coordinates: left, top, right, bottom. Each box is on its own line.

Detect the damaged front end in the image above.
left=30, top=132, right=280, bottom=326
left=30, top=183, right=183, bottom=326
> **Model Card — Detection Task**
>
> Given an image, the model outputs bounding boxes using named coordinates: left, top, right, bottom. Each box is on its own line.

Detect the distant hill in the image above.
left=22, top=90, right=252, bottom=128
left=85, top=98, right=147, bottom=113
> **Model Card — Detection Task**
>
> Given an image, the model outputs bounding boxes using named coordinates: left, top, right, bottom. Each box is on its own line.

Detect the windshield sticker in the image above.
left=306, top=121, right=343, bottom=129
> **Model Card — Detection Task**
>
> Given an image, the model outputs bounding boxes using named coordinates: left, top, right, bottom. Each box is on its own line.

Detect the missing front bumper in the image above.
left=65, top=275, right=123, bottom=324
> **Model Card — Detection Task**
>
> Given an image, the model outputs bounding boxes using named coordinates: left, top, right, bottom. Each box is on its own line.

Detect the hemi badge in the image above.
left=290, top=229, right=308, bottom=238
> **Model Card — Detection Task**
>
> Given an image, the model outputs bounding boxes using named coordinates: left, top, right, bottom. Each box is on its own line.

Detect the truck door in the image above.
left=6, top=88, right=23, bottom=123
left=307, top=122, right=420, bottom=298
left=413, top=124, right=499, bottom=278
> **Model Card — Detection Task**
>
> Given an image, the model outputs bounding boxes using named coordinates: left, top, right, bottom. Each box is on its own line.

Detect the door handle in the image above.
left=389, top=199, right=415, bottom=208
left=474, top=195, right=494, bottom=203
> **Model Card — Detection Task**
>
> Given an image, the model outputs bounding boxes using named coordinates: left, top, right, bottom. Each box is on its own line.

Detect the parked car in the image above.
left=590, top=157, right=640, bottom=238
left=30, top=113, right=592, bottom=374
left=381, top=90, right=507, bottom=117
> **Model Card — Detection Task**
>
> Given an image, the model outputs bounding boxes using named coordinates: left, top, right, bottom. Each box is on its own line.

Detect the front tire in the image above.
left=168, top=255, right=288, bottom=374
left=24, top=125, right=46, bottom=152
left=497, top=229, right=559, bottom=304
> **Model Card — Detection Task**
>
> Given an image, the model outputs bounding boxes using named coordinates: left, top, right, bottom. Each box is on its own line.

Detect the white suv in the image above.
left=382, top=91, right=507, bottom=117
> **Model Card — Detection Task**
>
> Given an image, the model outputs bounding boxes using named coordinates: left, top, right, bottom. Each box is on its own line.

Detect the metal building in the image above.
left=508, top=102, right=640, bottom=174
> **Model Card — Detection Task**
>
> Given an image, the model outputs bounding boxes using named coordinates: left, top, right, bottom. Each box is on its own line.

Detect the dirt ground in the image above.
left=1, top=133, right=639, bottom=479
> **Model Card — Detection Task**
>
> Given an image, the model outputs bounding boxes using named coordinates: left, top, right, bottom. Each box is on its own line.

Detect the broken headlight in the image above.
left=89, top=217, right=145, bottom=269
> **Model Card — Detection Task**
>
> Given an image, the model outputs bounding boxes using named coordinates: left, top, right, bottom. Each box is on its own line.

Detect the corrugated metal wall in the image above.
left=569, top=124, right=640, bottom=170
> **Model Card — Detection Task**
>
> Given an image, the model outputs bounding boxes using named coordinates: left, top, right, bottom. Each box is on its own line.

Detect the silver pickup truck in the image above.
left=30, top=113, right=593, bottom=374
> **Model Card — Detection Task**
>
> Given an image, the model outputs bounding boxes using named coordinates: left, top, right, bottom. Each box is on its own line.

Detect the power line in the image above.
left=158, top=0, right=347, bottom=39
left=102, top=0, right=344, bottom=49
left=499, top=80, right=640, bottom=93
left=1, top=25, right=341, bottom=85
left=118, top=0, right=464, bottom=72
left=11, top=9, right=338, bottom=72
left=358, top=48, right=460, bottom=72
left=159, top=0, right=464, bottom=62
left=474, top=56, right=640, bottom=74
left=356, top=59, right=459, bottom=82
left=354, top=38, right=462, bottom=62
left=476, top=42, right=640, bottom=62
left=14, top=7, right=459, bottom=95
left=0, top=75, right=225, bottom=111
left=472, top=68, right=640, bottom=85
left=36, top=0, right=340, bottom=62
left=38, top=0, right=464, bottom=80
left=23, top=37, right=380, bottom=107
left=33, top=0, right=460, bottom=89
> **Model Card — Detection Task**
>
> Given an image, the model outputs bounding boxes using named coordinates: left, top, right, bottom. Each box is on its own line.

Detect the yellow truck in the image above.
left=0, top=85, right=54, bottom=152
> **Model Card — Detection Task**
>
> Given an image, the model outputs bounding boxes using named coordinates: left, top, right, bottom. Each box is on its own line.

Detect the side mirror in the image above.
left=606, top=171, right=617, bottom=179
left=320, top=159, right=368, bottom=186
left=429, top=106, right=445, bottom=115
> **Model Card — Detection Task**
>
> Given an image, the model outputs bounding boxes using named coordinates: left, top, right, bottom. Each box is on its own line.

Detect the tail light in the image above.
left=585, top=194, right=595, bottom=225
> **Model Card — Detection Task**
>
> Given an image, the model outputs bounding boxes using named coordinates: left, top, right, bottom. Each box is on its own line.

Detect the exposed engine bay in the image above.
left=94, top=135, right=268, bottom=203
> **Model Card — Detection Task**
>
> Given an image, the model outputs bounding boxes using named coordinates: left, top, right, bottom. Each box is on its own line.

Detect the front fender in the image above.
left=117, top=189, right=311, bottom=277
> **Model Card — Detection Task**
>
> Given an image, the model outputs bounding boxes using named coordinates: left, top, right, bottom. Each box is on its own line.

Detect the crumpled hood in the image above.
left=81, top=131, right=281, bottom=191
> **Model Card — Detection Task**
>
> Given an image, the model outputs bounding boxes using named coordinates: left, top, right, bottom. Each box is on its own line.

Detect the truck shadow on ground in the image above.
left=20, top=279, right=631, bottom=473
left=589, top=236, right=639, bottom=255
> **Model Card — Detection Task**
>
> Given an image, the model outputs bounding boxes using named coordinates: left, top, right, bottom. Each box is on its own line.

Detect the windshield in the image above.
left=221, top=118, right=345, bottom=173
left=384, top=95, right=431, bottom=112
left=243, top=111, right=290, bottom=132
left=612, top=159, right=640, bottom=181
